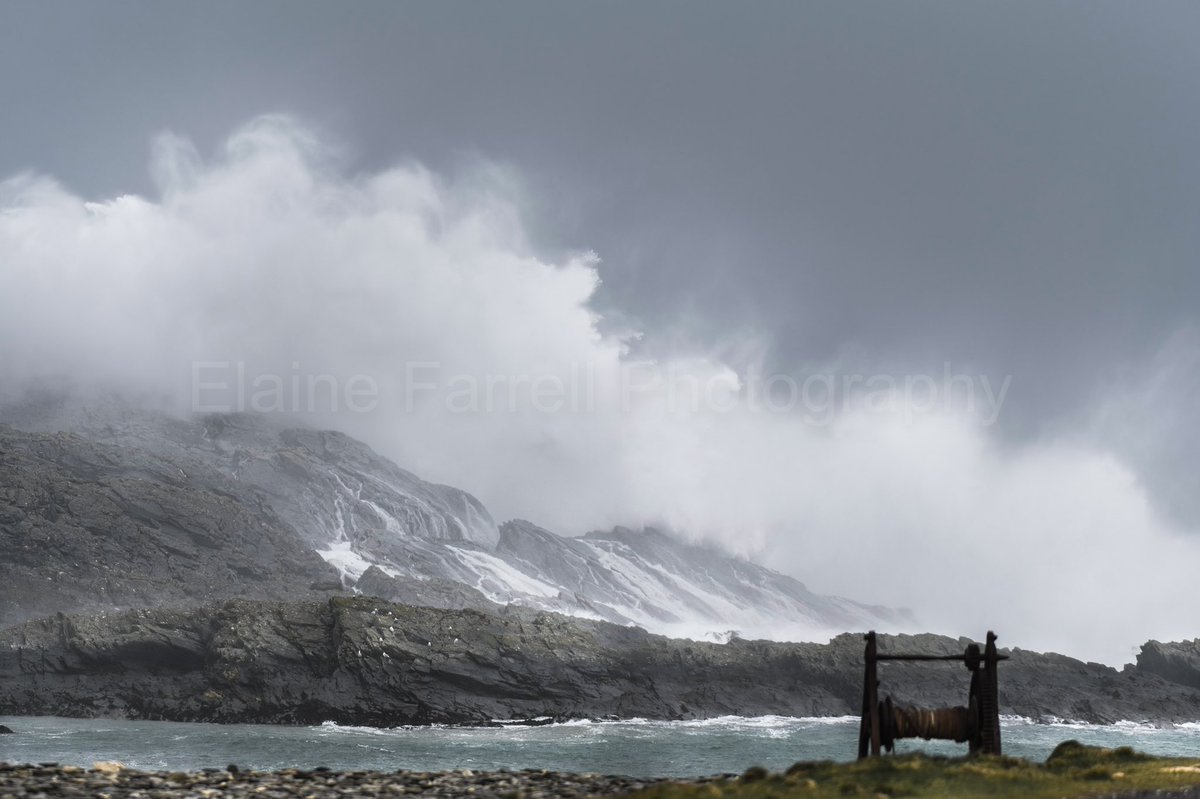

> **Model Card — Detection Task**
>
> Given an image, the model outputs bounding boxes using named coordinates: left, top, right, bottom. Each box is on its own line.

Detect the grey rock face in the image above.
left=3, top=398, right=500, bottom=553
left=0, top=425, right=338, bottom=629
left=353, top=566, right=499, bottom=614
left=2, top=599, right=1198, bottom=726
left=0, top=396, right=906, bottom=640
left=1137, top=640, right=1200, bottom=690
left=496, top=521, right=906, bottom=632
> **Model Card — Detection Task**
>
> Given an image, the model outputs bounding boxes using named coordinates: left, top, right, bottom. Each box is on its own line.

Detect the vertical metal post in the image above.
left=980, top=631, right=1001, bottom=755
left=965, top=643, right=981, bottom=755
left=858, top=631, right=881, bottom=758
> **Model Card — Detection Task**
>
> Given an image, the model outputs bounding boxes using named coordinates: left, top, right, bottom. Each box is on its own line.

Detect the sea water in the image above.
left=2, top=716, right=1198, bottom=778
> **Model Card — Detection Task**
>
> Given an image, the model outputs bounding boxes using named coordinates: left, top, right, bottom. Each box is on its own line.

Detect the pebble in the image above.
left=3, top=762, right=1199, bottom=799
left=0, top=762, right=727, bottom=798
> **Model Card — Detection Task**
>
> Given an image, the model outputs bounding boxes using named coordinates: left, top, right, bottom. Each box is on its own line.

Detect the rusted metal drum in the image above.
left=890, top=703, right=972, bottom=742
left=878, top=696, right=974, bottom=750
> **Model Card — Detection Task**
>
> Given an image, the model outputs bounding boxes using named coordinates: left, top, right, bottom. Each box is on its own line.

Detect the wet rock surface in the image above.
left=2, top=598, right=1199, bottom=726
left=354, top=566, right=499, bottom=614
left=1, top=399, right=1197, bottom=730
left=0, top=424, right=339, bottom=629
left=0, top=398, right=906, bottom=636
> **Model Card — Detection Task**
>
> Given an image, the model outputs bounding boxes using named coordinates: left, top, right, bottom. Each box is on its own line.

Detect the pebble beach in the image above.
left=6, top=761, right=1200, bottom=799
left=0, top=762, right=725, bottom=799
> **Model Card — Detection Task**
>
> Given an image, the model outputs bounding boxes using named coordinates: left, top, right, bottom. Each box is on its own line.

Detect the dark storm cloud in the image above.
left=4, top=1, right=1196, bottom=427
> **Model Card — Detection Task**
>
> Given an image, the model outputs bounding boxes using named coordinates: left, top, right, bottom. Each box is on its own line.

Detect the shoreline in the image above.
left=0, top=762, right=709, bottom=799
left=6, top=712, right=1200, bottom=779
left=6, top=753, right=1200, bottom=799
left=4, top=712, right=1200, bottom=732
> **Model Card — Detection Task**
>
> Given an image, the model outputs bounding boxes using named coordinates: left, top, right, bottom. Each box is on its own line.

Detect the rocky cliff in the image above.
left=0, top=397, right=906, bottom=639
left=0, top=425, right=339, bottom=627
left=2, top=598, right=1198, bottom=726
left=1137, top=639, right=1200, bottom=690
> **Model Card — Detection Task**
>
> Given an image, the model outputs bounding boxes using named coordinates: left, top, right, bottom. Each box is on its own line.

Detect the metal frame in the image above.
left=857, top=630, right=1005, bottom=758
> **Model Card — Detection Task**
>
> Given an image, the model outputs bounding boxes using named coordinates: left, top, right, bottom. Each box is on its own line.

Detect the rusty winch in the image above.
left=858, top=630, right=1006, bottom=758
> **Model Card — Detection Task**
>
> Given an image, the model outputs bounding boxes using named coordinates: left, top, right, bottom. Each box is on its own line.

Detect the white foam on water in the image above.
left=317, top=720, right=453, bottom=735
left=9, top=714, right=1200, bottom=776
left=998, top=714, right=1193, bottom=732
left=315, top=714, right=1200, bottom=736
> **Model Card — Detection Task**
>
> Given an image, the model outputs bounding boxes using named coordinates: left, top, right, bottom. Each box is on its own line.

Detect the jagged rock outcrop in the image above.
left=0, top=425, right=339, bottom=628
left=496, top=521, right=900, bottom=634
left=1137, top=639, right=1200, bottom=690
left=353, top=566, right=499, bottom=614
left=0, top=397, right=908, bottom=639
left=1, top=599, right=1198, bottom=726
left=1, top=396, right=501, bottom=555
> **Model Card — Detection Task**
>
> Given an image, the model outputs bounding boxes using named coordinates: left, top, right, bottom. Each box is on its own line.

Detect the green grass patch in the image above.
left=630, top=742, right=1200, bottom=799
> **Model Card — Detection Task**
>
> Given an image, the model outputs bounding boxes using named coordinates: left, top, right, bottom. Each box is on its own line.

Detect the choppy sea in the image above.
left=2, top=715, right=1198, bottom=778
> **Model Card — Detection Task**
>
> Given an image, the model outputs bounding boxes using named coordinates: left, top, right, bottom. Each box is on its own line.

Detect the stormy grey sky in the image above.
left=5, top=2, right=1197, bottom=418
left=1, top=2, right=1197, bottom=660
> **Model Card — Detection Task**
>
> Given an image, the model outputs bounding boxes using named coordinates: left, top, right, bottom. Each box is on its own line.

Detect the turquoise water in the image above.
left=2, top=716, right=1199, bottom=778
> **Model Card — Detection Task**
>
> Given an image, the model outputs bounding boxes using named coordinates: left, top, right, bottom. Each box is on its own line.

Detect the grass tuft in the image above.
left=631, top=743, right=1200, bottom=799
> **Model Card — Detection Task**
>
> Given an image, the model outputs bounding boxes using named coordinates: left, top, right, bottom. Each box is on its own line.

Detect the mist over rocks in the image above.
left=496, top=520, right=903, bottom=634
left=0, top=423, right=338, bottom=628
left=2, top=598, right=1199, bottom=726
left=0, top=397, right=904, bottom=641
left=353, top=566, right=498, bottom=614
left=0, top=395, right=1194, bottom=725
left=1, top=394, right=501, bottom=553
left=1, top=115, right=1196, bottom=666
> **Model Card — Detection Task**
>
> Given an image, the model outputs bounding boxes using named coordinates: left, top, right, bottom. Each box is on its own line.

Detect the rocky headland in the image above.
left=0, top=399, right=904, bottom=639
left=2, top=597, right=1198, bottom=726
left=1, top=399, right=1198, bottom=730
left=1136, top=639, right=1200, bottom=691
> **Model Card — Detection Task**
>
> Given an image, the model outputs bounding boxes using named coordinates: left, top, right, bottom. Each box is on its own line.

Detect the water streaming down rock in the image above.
left=3, top=399, right=1199, bottom=728
left=0, top=395, right=907, bottom=639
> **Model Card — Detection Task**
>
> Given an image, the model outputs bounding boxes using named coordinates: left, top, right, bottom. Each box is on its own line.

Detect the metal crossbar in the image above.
left=857, top=630, right=1004, bottom=758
